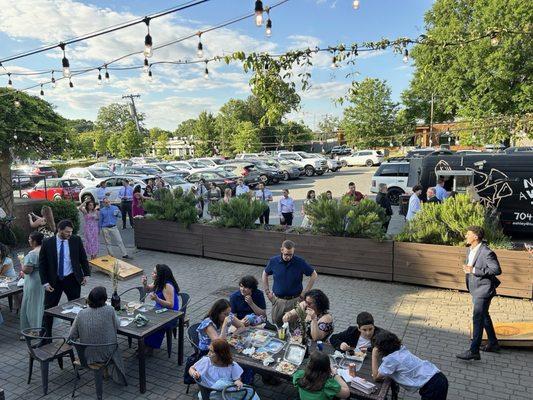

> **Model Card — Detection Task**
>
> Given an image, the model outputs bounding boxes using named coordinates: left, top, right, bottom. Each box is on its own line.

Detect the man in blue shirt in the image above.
left=254, top=182, right=273, bottom=226
left=229, top=275, right=267, bottom=325
left=435, top=178, right=450, bottom=202
left=235, top=178, right=250, bottom=197
left=99, top=197, right=128, bottom=258
left=278, top=188, right=295, bottom=227
left=262, top=240, right=318, bottom=326
left=118, top=179, right=134, bottom=229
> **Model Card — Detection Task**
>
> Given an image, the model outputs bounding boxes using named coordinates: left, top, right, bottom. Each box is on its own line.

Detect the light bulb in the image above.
left=69, top=78, right=74, bottom=88
left=148, top=70, right=153, bottom=82
left=40, top=85, right=44, bottom=97
left=389, top=141, right=394, bottom=147
left=7, top=74, right=13, bottom=88
left=266, top=19, right=272, bottom=37
left=490, top=33, right=500, bottom=47
left=97, top=70, right=102, bottom=85
left=39, top=136, right=43, bottom=142
left=353, top=0, right=360, bottom=10
left=66, top=138, right=70, bottom=144
left=51, top=74, right=57, bottom=88
left=197, top=41, right=203, bottom=58
left=204, top=67, right=209, bottom=79
left=143, top=58, right=149, bottom=73
left=403, top=49, right=409, bottom=63
left=14, top=134, right=17, bottom=140
left=105, top=68, right=110, bottom=83
left=14, top=99, right=20, bottom=107
left=62, top=56, right=71, bottom=78
left=255, top=1, right=264, bottom=26
left=144, top=33, right=153, bottom=58
left=331, top=56, right=338, bottom=68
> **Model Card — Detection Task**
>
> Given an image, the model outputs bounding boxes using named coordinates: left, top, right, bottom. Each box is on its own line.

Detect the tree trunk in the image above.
left=0, top=150, right=14, bottom=215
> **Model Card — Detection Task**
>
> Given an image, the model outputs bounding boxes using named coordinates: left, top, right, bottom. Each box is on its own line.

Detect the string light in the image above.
left=148, top=68, right=153, bottom=82
left=353, top=0, right=360, bottom=10
left=13, top=133, right=17, bottom=140
left=490, top=32, right=500, bottom=46
left=60, top=43, right=71, bottom=78
left=143, top=58, right=150, bottom=73
left=38, top=134, right=43, bottom=142
left=204, top=61, right=209, bottom=79
left=14, top=98, right=20, bottom=107
left=104, top=65, right=110, bottom=83
left=69, top=77, right=74, bottom=88
left=65, top=138, right=70, bottom=144
left=331, top=55, right=338, bottom=68
left=51, top=71, right=57, bottom=88
left=40, top=84, right=44, bottom=97
left=197, top=33, right=204, bottom=58
left=265, top=9, right=272, bottom=37
left=7, top=72, right=13, bottom=88
left=403, top=48, right=409, bottom=63
left=97, top=68, right=102, bottom=85
left=143, top=17, right=153, bottom=58
left=255, top=1, right=264, bottom=26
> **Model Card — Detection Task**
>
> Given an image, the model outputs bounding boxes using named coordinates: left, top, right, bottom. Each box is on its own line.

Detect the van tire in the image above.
left=304, top=166, right=315, bottom=177
left=282, top=171, right=290, bottom=181
left=365, top=159, right=374, bottom=167
left=387, top=188, right=404, bottom=205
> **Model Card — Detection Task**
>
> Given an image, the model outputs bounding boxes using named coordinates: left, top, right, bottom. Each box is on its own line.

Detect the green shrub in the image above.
left=396, top=194, right=512, bottom=248
left=210, top=197, right=268, bottom=230
left=36, top=200, right=80, bottom=233
left=305, top=194, right=388, bottom=239
left=143, top=187, right=198, bottom=228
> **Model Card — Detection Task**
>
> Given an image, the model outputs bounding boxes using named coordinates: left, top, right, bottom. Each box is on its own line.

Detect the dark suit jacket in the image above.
left=466, top=242, right=502, bottom=299
left=329, top=326, right=383, bottom=351
left=375, top=193, right=393, bottom=216
left=39, top=235, right=91, bottom=287
left=427, top=196, right=441, bottom=204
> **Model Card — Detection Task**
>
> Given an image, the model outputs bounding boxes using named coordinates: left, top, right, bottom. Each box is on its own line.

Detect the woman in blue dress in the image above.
left=142, top=264, right=180, bottom=352
left=0, top=243, right=16, bottom=278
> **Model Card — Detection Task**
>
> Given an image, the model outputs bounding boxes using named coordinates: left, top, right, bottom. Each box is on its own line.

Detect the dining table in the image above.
left=44, top=297, right=184, bottom=393
left=0, top=278, right=23, bottom=311
left=229, top=328, right=396, bottom=400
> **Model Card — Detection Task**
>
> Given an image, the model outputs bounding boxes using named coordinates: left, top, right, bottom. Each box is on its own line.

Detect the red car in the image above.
left=32, top=165, right=58, bottom=179
left=22, top=178, right=82, bottom=201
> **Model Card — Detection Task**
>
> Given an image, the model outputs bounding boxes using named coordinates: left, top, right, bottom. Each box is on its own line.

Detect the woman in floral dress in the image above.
left=78, top=199, right=99, bottom=259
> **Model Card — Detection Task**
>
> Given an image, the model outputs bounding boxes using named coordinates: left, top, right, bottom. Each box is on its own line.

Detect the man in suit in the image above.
left=456, top=226, right=502, bottom=360
left=426, top=187, right=441, bottom=204
left=40, top=219, right=90, bottom=337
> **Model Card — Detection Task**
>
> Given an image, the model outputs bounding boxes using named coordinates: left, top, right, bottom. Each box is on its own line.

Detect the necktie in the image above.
left=262, top=190, right=265, bottom=201
left=58, top=240, right=65, bottom=280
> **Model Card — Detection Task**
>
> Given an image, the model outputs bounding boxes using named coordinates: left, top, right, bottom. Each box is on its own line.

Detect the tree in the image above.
left=93, top=129, right=108, bottom=156
left=340, top=78, right=399, bottom=148
left=403, top=0, right=532, bottom=143
left=233, top=122, right=261, bottom=153
left=106, top=133, right=121, bottom=157
left=317, top=115, right=340, bottom=138
left=95, top=103, right=145, bottom=134
left=0, top=88, right=66, bottom=213
left=65, top=118, right=95, bottom=133
left=174, top=119, right=197, bottom=139
left=120, top=121, right=145, bottom=158
left=278, top=121, right=313, bottom=149
left=193, top=112, right=218, bottom=156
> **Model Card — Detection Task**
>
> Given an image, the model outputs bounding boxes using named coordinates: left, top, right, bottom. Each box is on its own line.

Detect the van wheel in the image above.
left=387, top=188, right=404, bottom=206
left=304, top=166, right=315, bottom=177
left=282, top=171, right=290, bottom=181
left=365, top=159, right=374, bottom=167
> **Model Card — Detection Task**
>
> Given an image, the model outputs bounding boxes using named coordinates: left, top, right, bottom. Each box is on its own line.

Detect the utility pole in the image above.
left=122, top=94, right=142, bottom=135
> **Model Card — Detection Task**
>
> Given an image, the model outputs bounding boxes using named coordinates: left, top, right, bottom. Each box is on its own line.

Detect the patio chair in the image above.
left=194, top=378, right=256, bottom=400
left=173, top=292, right=191, bottom=339
left=185, top=323, right=201, bottom=394
left=22, top=327, right=76, bottom=396
left=69, top=340, right=125, bottom=400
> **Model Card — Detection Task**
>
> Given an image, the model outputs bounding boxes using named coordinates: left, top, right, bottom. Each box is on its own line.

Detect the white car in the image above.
left=62, top=167, right=115, bottom=188
left=369, top=161, right=411, bottom=205
left=317, top=155, right=342, bottom=172
left=339, top=150, right=384, bottom=167
left=169, top=160, right=210, bottom=171
left=276, top=151, right=328, bottom=177
left=235, top=153, right=267, bottom=160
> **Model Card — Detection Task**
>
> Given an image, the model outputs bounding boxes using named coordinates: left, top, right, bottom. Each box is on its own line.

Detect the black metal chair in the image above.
left=173, top=292, right=191, bottom=339
left=69, top=340, right=124, bottom=400
left=185, top=323, right=201, bottom=394
left=118, top=286, right=146, bottom=348
left=22, top=328, right=76, bottom=396
left=194, top=378, right=256, bottom=400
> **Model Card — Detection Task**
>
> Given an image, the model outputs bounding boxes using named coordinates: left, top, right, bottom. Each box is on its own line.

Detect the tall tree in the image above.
left=120, top=121, right=145, bottom=158
left=96, top=103, right=145, bottom=134
left=0, top=88, right=66, bottom=213
left=174, top=119, right=197, bottom=139
left=233, top=121, right=261, bottom=154
left=340, top=78, right=399, bottom=148
left=193, top=112, right=218, bottom=156
left=93, top=129, right=108, bottom=156
left=278, top=121, right=313, bottom=149
left=403, top=0, right=532, bottom=143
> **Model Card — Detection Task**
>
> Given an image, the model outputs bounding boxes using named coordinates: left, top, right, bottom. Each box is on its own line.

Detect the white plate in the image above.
left=119, top=317, right=134, bottom=327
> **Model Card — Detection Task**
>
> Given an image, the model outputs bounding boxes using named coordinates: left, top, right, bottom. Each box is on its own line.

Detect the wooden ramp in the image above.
left=89, top=256, right=143, bottom=280
left=472, top=321, right=533, bottom=347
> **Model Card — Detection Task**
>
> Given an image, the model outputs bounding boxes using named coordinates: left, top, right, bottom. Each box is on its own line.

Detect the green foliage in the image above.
left=233, top=121, right=261, bottom=154
left=340, top=78, right=399, bottom=148
left=143, top=187, right=198, bottom=228
left=40, top=200, right=80, bottom=234
left=305, top=195, right=388, bottom=239
left=120, top=121, right=145, bottom=158
left=193, top=112, right=219, bottom=156
left=209, top=197, right=267, bottom=230
left=96, top=103, right=145, bottom=134
left=396, top=194, right=511, bottom=248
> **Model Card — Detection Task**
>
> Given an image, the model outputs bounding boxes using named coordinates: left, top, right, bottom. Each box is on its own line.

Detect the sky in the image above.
left=0, top=0, right=433, bottom=131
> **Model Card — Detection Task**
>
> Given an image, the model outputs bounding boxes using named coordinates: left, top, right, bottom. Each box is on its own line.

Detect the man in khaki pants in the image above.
left=99, top=197, right=129, bottom=258
left=262, top=240, right=318, bottom=327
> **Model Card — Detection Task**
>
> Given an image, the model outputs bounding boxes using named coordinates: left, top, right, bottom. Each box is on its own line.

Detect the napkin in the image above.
left=338, top=368, right=354, bottom=383
left=17, top=278, right=25, bottom=287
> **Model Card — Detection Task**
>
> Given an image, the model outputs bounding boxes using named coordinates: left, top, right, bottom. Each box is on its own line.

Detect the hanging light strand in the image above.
left=204, top=60, right=209, bottom=79
left=197, top=32, right=204, bottom=58
left=265, top=8, right=272, bottom=37
left=143, top=17, right=153, bottom=58
left=60, top=43, right=71, bottom=78
left=255, top=1, right=264, bottom=26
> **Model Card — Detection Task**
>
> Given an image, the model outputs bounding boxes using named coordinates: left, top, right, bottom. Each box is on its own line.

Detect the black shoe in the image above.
left=481, top=344, right=501, bottom=353
left=122, top=255, right=129, bottom=259
left=456, top=350, right=480, bottom=360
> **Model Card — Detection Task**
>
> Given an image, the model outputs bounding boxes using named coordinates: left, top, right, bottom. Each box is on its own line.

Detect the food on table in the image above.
left=275, top=361, right=297, bottom=375
left=251, top=351, right=270, bottom=361
left=228, top=334, right=244, bottom=347
left=289, top=334, right=302, bottom=344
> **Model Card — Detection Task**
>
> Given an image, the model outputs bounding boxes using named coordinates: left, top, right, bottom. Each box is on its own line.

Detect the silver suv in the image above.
left=276, top=152, right=327, bottom=177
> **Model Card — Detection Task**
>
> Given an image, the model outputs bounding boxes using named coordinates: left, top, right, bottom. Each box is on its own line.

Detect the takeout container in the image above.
left=283, top=343, right=306, bottom=367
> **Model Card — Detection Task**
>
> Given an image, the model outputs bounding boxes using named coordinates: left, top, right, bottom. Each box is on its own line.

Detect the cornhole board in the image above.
left=89, top=255, right=143, bottom=281
left=471, top=321, right=533, bottom=347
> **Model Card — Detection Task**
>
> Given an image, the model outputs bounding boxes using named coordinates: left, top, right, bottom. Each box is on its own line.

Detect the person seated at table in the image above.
left=0, top=242, right=16, bottom=278
left=229, top=275, right=267, bottom=327
left=189, top=338, right=260, bottom=399
left=142, top=264, right=180, bottom=352
left=282, top=289, right=333, bottom=341
left=330, top=311, right=382, bottom=353
left=293, top=351, right=350, bottom=400
left=371, top=331, right=448, bottom=400
left=69, top=286, right=127, bottom=385
left=197, top=299, right=244, bottom=354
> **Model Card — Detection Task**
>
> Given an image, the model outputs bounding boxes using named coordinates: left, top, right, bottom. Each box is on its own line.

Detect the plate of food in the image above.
left=345, top=349, right=366, bottom=362
left=249, top=329, right=274, bottom=347
left=283, top=343, right=306, bottom=366
left=119, top=317, right=134, bottom=327
left=251, top=351, right=270, bottom=361
left=228, top=334, right=245, bottom=347
left=275, top=360, right=298, bottom=375
left=257, top=338, right=285, bottom=354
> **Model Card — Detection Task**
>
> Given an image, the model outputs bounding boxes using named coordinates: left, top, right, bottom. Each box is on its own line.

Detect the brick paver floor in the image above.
left=1, top=234, right=532, bottom=400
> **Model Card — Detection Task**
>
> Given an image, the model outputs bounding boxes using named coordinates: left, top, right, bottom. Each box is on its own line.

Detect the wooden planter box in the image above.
left=133, top=218, right=203, bottom=256
left=202, top=225, right=285, bottom=266
left=393, top=242, right=532, bottom=299
left=285, top=233, right=394, bottom=281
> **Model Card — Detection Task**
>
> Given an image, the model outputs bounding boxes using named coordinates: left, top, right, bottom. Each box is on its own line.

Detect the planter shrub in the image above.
left=209, top=197, right=267, bottom=230
left=143, top=187, right=198, bottom=228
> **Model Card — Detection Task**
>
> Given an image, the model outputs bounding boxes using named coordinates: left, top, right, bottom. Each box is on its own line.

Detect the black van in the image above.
left=408, top=153, right=533, bottom=235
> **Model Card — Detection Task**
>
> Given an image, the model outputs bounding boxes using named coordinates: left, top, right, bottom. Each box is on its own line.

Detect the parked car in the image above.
left=117, top=165, right=162, bottom=176
left=229, top=160, right=284, bottom=184
left=62, top=167, right=115, bottom=188
left=276, top=151, right=328, bottom=177
left=504, top=146, right=533, bottom=153
left=11, top=168, right=33, bottom=188
left=260, top=158, right=302, bottom=180
left=79, top=175, right=154, bottom=204
left=130, top=156, right=160, bottom=164
left=195, top=157, right=226, bottom=166
left=216, top=163, right=263, bottom=186
left=31, top=165, right=58, bottom=181
left=235, top=153, right=267, bottom=160
left=185, top=170, right=238, bottom=193
left=317, top=155, right=342, bottom=172
left=339, top=150, right=384, bottom=167
left=161, top=174, right=193, bottom=192
left=405, top=148, right=438, bottom=158
left=22, top=178, right=83, bottom=201
left=327, top=145, right=352, bottom=156
left=153, top=162, right=181, bottom=173
left=169, top=160, right=210, bottom=171
left=370, top=161, right=411, bottom=205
